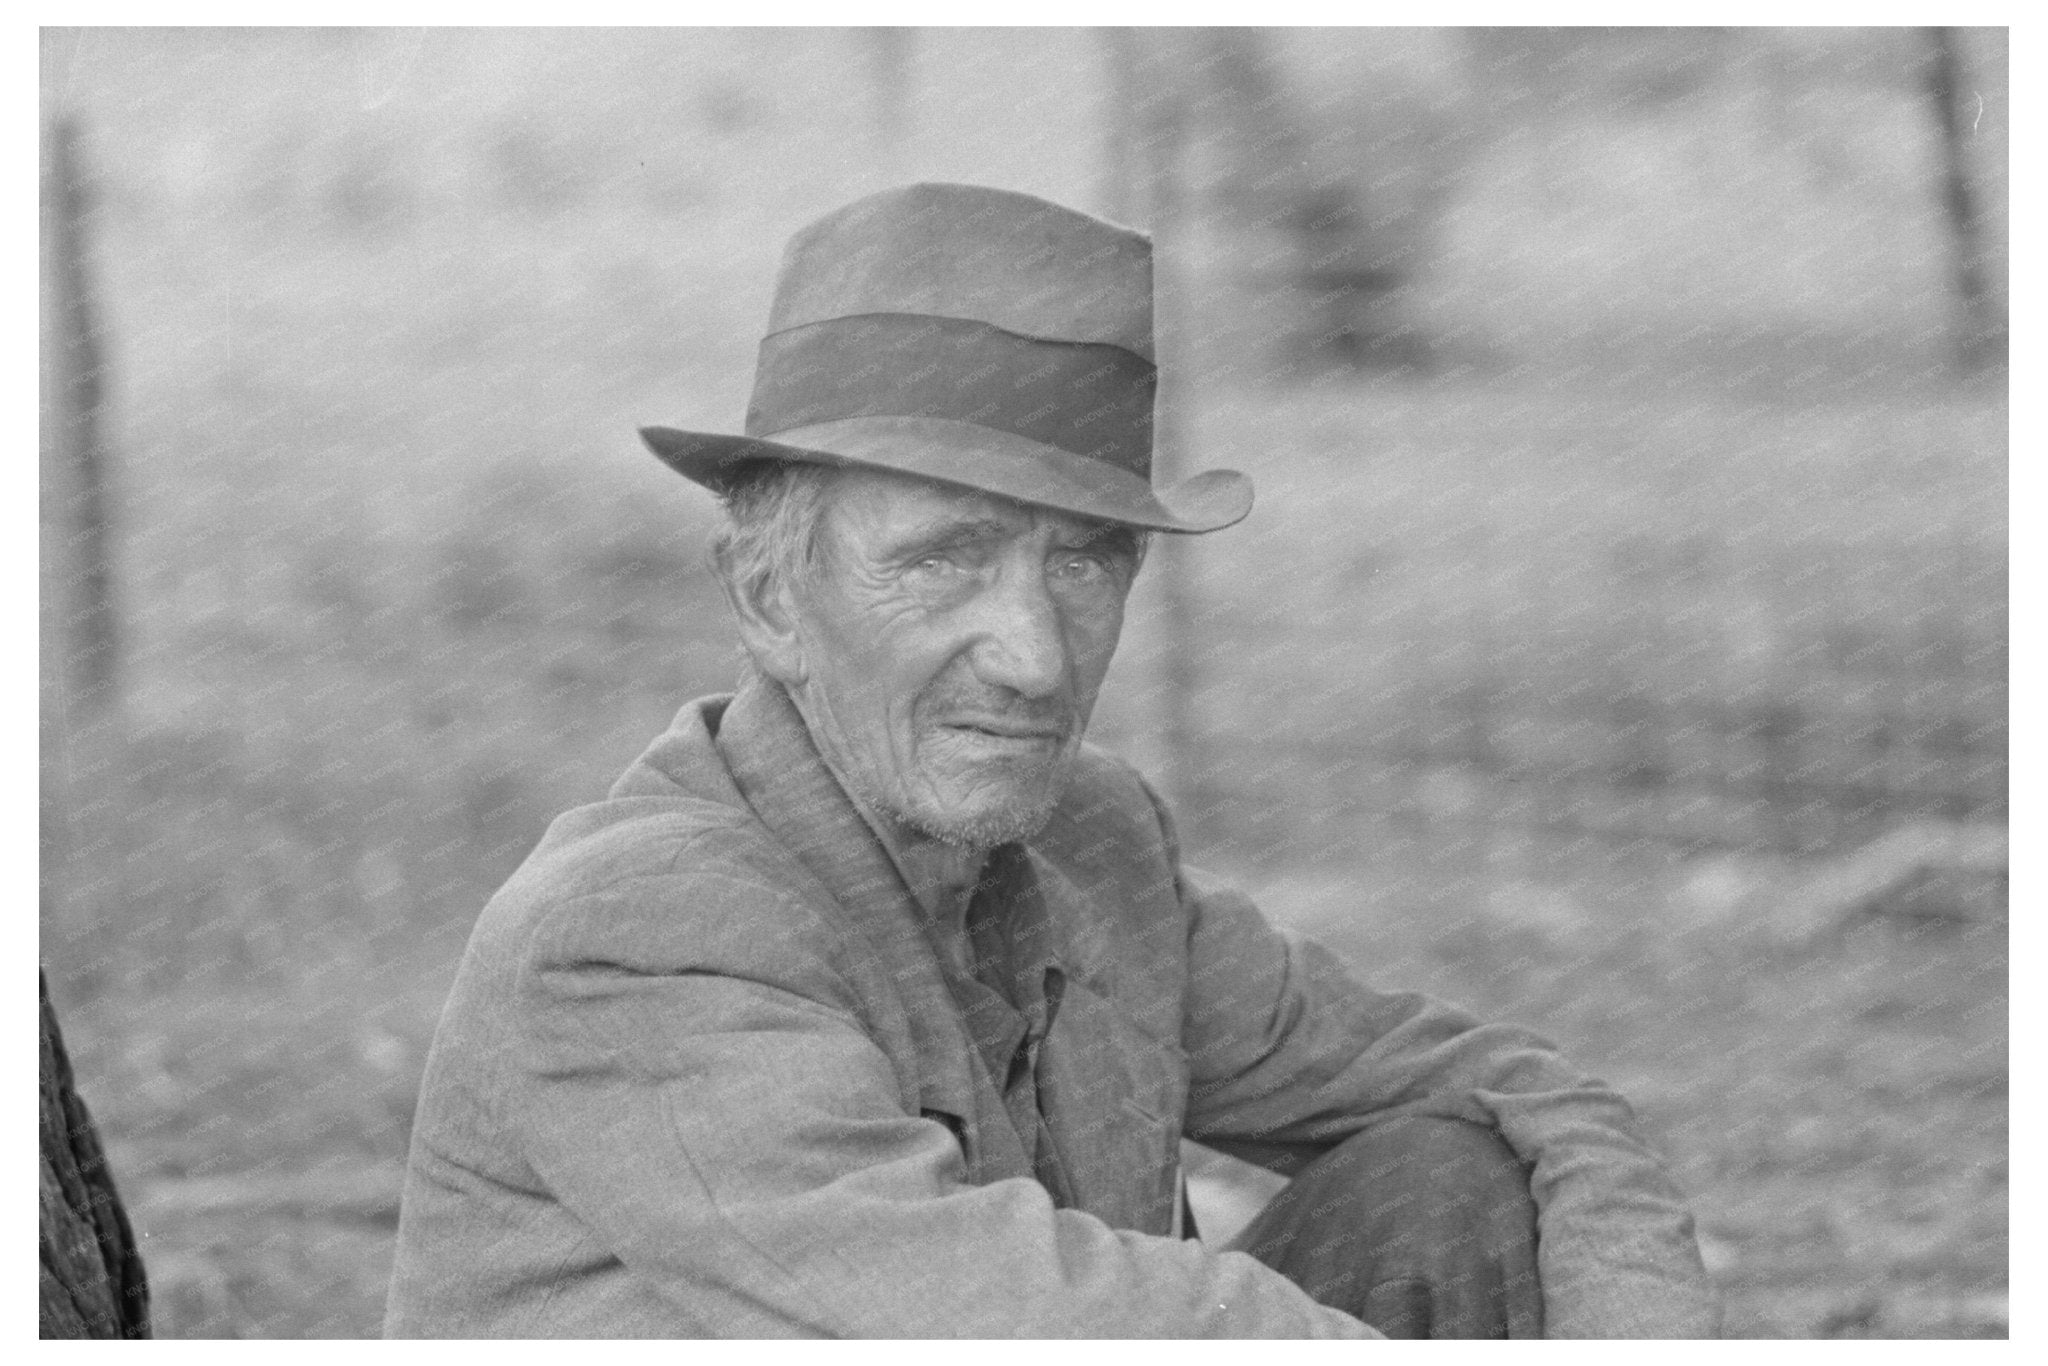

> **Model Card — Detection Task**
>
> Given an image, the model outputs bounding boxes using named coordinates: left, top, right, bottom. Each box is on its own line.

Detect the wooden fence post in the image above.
left=864, top=27, right=913, bottom=183
left=42, top=111, right=124, bottom=944
left=1138, top=57, right=1214, bottom=847
left=42, top=112, right=121, bottom=716
left=1924, top=27, right=2006, bottom=371
left=1096, top=32, right=1213, bottom=844
left=1097, top=27, right=1141, bottom=225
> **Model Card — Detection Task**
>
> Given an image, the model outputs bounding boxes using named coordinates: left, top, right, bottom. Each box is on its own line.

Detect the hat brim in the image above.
left=638, top=415, right=1252, bottom=535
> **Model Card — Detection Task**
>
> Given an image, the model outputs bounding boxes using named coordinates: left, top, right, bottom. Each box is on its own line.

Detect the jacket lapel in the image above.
left=712, top=673, right=1035, bottom=1186
left=619, top=673, right=1185, bottom=1230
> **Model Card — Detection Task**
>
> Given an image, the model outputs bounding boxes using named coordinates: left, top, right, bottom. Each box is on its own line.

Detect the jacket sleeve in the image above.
left=508, top=874, right=1376, bottom=1339
left=1176, top=865, right=1721, bottom=1339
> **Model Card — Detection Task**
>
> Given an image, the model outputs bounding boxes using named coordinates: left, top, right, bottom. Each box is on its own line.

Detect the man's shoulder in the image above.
left=468, top=786, right=834, bottom=983
left=511, top=791, right=773, bottom=905
left=471, top=690, right=832, bottom=951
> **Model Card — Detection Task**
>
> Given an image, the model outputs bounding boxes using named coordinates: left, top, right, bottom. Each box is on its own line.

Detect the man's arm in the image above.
left=506, top=876, right=1375, bottom=1338
left=1176, top=866, right=1721, bottom=1339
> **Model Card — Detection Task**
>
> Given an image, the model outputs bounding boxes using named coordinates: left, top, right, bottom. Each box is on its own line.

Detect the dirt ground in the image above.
left=48, top=817, right=2006, bottom=1339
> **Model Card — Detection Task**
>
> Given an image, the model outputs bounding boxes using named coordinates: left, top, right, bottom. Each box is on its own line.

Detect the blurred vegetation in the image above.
left=40, top=28, right=2003, bottom=1338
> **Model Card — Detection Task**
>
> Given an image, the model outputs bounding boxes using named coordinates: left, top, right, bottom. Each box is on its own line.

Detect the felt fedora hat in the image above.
left=638, top=182, right=1253, bottom=534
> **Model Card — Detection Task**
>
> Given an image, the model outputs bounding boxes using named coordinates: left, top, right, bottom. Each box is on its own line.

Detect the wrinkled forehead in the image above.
left=819, top=465, right=1129, bottom=551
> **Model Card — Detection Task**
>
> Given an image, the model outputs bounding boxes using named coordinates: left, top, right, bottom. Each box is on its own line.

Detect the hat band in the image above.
left=744, top=314, right=1156, bottom=478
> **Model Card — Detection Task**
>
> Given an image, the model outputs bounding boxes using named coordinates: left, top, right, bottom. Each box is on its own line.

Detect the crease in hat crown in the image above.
left=764, top=182, right=1156, bottom=362
left=637, top=181, right=1254, bottom=534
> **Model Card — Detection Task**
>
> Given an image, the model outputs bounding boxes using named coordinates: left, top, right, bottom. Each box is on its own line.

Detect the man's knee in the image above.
left=1242, top=1117, right=1534, bottom=1256
left=1230, top=1117, right=1542, bottom=1338
left=1346, top=1116, right=1535, bottom=1226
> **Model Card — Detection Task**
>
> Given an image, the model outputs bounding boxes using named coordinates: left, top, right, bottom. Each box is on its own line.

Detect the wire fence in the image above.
left=1187, top=534, right=2003, bottom=863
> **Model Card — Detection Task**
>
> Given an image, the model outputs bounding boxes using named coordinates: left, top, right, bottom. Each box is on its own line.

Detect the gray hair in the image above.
left=708, top=461, right=836, bottom=605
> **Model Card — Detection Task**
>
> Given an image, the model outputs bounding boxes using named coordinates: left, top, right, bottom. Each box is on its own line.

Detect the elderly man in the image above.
left=386, top=183, right=1717, bottom=1338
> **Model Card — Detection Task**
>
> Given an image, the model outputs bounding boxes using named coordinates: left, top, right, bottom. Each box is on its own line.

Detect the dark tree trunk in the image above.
left=39, top=972, right=149, bottom=1339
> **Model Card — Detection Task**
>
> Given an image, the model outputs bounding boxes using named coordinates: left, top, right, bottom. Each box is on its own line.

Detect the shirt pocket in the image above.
left=1033, top=979, right=1190, bottom=1235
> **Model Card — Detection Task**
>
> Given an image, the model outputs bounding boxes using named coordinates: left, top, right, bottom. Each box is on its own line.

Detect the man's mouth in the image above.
left=940, top=719, right=1067, bottom=744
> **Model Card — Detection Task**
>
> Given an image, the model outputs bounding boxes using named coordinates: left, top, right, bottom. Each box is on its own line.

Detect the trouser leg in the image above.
left=1225, top=1116, right=1543, bottom=1339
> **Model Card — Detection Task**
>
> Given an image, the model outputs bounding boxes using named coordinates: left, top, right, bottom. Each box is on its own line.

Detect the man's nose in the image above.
left=968, top=564, right=1068, bottom=699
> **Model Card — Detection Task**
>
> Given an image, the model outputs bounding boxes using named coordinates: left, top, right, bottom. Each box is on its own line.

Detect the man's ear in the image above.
left=721, top=560, right=808, bottom=688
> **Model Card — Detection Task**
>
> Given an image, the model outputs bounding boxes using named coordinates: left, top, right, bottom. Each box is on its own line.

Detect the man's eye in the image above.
left=1052, top=553, right=1111, bottom=583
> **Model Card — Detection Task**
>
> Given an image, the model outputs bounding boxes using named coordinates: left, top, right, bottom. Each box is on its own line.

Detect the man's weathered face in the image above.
left=779, top=469, right=1140, bottom=849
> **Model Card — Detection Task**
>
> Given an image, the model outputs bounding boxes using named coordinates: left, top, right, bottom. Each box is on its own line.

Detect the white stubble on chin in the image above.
left=900, top=726, right=1075, bottom=849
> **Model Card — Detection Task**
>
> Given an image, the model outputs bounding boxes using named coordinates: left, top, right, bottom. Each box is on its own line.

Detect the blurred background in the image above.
left=40, top=27, right=2006, bottom=1338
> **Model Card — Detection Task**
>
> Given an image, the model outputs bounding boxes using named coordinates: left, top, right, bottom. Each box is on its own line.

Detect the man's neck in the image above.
left=779, top=679, right=993, bottom=946
left=875, top=822, right=987, bottom=939
left=792, top=745, right=982, bottom=951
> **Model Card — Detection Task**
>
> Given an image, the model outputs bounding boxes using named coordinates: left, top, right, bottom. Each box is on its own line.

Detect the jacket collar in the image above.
left=714, top=670, right=930, bottom=960
left=710, top=670, right=1070, bottom=1109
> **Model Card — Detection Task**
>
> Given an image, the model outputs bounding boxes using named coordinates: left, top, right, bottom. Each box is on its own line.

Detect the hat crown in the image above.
left=636, top=182, right=1254, bottom=535
left=765, top=183, right=1155, bottom=362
